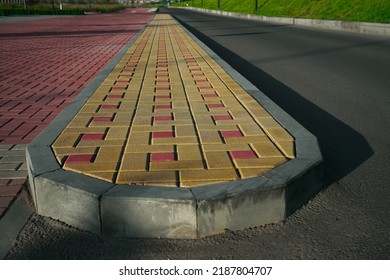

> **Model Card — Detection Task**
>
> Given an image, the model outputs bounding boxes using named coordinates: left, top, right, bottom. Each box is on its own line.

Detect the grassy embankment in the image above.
left=172, top=0, right=390, bottom=23
left=0, top=1, right=160, bottom=16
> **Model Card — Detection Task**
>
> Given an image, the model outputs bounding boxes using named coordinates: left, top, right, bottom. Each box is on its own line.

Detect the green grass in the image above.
left=0, top=3, right=127, bottom=16
left=173, top=0, right=390, bottom=23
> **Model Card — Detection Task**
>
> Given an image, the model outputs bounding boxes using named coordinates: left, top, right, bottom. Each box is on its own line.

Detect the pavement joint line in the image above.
left=27, top=14, right=323, bottom=239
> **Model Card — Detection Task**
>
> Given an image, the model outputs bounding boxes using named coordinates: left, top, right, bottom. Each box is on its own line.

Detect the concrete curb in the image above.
left=0, top=185, right=34, bottom=259
left=178, top=7, right=390, bottom=37
left=26, top=17, right=323, bottom=239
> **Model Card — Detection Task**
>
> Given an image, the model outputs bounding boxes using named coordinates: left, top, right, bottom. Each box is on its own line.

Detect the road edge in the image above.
left=175, top=7, right=390, bottom=37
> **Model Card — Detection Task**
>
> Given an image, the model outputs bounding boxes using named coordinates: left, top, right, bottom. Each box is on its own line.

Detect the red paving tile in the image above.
left=154, top=104, right=172, bottom=110
left=152, top=131, right=175, bottom=138
left=81, top=133, right=105, bottom=141
left=202, top=93, right=219, bottom=99
left=154, top=115, right=174, bottom=122
left=0, top=9, right=154, bottom=145
left=0, top=196, right=14, bottom=208
left=100, top=104, right=119, bottom=110
left=155, top=94, right=171, bottom=99
left=0, top=184, right=22, bottom=197
left=207, top=103, right=225, bottom=109
left=220, top=130, right=244, bottom=138
left=150, top=152, right=176, bottom=162
left=230, top=150, right=258, bottom=160
left=212, top=115, right=234, bottom=121
left=65, top=154, right=95, bottom=164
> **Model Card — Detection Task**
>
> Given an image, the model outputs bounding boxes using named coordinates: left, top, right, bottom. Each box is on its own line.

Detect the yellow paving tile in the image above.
left=238, top=123, right=266, bottom=136
left=256, top=117, right=283, bottom=128
left=52, top=134, right=80, bottom=148
left=180, top=181, right=223, bottom=187
left=117, top=171, right=178, bottom=184
left=114, top=112, right=136, bottom=121
left=180, top=169, right=238, bottom=182
left=95, top=146, right=123, bottom=162
left=67, top=116, right=92, bottom=127
left=175, top=126, right=197, bottom=138
left=275, top=140, right=295, bottom=158
left=125, top=144, right=175, bottom=153
left=202, top=143, right=252, bottom=152
left=251, top=142, right=285, bottom=157
left=177, top=145, right=203, bottom=160
left=265, top=127, right=294, bottom=141
left=150, top=160, right=204, bottom=171
left=120, top=153, right=148, bottom=171
left=61, top=127, right=108, bottom=134
left=51, top=14, right=294, bottom=188
left=53, top=147, right=98, bottom=156
left=132, top=125, right=174, bottom=132
left=224, top=135, right=269, bottom=145
left=133, top=116, right=153, bottom=126
left=199, top=130, right=223, bottom=144
left=152, top=136, right=198, bottom=145
left=106, top=127, right=129, bottom=139
left=193, top=116, right=216, bottom=125
left=79, top=104, right=100, bottom=113
left=128, top=131, right=151, bottom=145
left=239, top=168, right=269, bottom=179
left=91, top=172, right=117, bottom=182
left=234, top=157, right=287, bottom=169
left=197, top=124, right=239, bottom=131
left=65, top=162, right=118, bottom=172
left=205, top=151, right=234, bottom=169
left=77, top=139, right=126, bottom=147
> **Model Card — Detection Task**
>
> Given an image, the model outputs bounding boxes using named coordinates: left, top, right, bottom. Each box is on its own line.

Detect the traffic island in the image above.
left=27, top=15, right=323, bottom=239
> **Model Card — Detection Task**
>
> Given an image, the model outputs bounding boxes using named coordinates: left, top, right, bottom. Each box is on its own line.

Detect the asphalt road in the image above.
left=7, top=9, right=390, bottom=259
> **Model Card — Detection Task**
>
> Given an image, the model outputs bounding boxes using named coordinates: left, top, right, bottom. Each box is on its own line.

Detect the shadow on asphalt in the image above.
left=169, top=11, right=373, bottom=189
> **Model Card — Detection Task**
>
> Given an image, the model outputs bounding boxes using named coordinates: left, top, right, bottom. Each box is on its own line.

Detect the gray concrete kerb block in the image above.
left=26, top=16, right=324, bottom=239
left=0, top=185, right=34, bottom=259
left=101, top=185, right=197, bottom=239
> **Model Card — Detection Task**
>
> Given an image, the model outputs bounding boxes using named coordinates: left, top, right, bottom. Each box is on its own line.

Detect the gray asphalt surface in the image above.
left=6, top=8, right=390, bottom=259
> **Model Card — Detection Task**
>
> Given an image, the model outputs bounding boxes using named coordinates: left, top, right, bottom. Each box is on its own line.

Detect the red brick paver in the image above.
left=0, top=9, right=154, bottom=217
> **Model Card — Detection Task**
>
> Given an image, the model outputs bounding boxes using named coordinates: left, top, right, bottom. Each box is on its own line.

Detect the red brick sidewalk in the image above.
left=0, top=9, right=154, bottom=217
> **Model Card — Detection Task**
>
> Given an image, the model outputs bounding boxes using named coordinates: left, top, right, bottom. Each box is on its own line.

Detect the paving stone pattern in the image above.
left=0, top=10, right=154, bottom=217
left=52, top=15, right=296, bottom=187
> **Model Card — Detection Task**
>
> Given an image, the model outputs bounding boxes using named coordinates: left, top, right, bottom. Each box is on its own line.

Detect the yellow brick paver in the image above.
left=51, top=15, right=295, bottom=188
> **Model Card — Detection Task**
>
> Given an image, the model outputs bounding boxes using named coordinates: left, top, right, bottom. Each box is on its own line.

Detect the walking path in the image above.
left=52, top=14, right=294, bottom=187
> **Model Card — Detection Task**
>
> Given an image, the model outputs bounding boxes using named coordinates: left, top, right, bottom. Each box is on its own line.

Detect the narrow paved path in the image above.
left=52, top=14, right=293, bottom=187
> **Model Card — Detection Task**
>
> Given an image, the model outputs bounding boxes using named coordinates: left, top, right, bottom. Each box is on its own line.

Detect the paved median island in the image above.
left=27, top=14, right=323, bottom=238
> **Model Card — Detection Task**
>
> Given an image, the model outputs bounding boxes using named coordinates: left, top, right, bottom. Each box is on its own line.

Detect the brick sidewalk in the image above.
left=0, top=9, right=154, bottom=218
